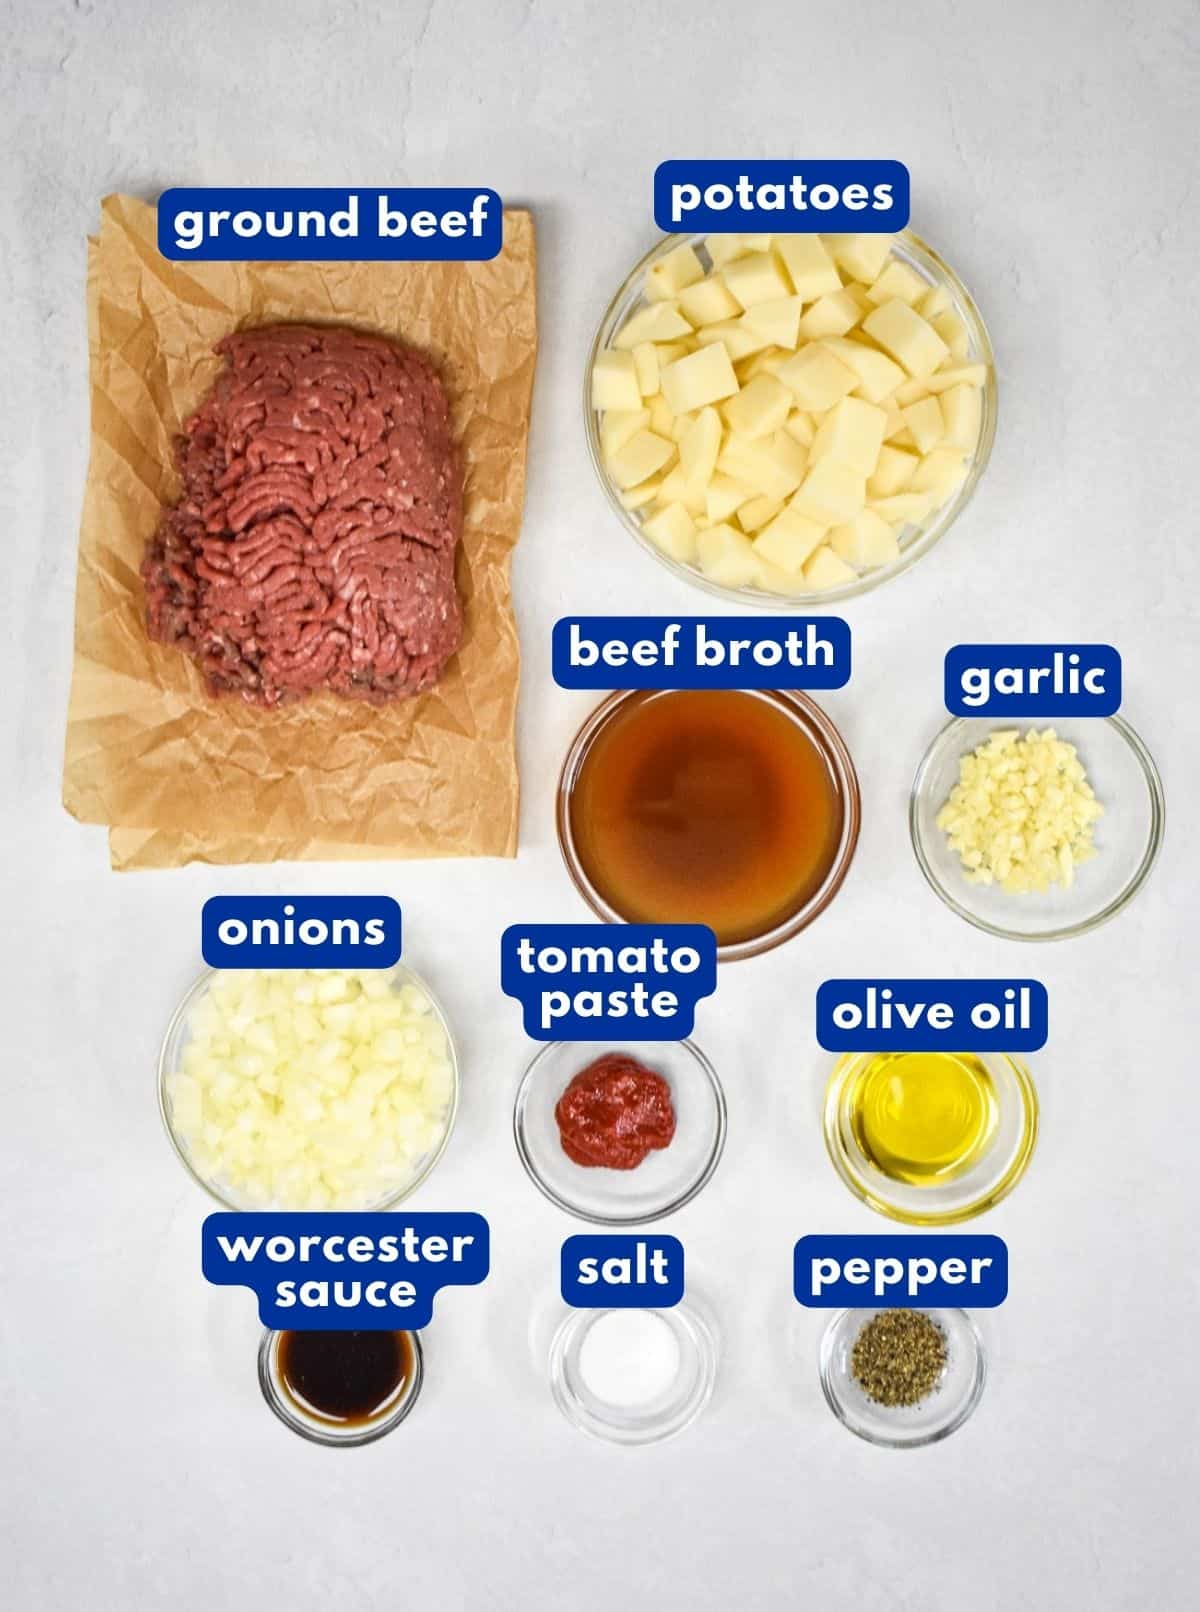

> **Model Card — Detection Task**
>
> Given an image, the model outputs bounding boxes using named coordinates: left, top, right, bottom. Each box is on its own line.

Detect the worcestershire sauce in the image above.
left=277, top=1330, right=414, bottom=1425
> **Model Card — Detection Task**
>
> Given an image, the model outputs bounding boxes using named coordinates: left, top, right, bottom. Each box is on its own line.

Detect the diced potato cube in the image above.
left=654, top=464, right=691, bottom=507
left=918, top=284, right=952, bottom=319
left=696, top=523, right=758, bottom=586
left=940, top=383, right=983, bottom=450
left=607, top=429, right=676, bottom=490
left=870, top=491, right=937, bottom=525
left=892, top=377, right=931, bottom=408
left=782, top=409, right=815, bottom=447
left=868, top=444, right=920, bottom=498
left=932, top=310, right=970, bottom=359
left=632, top=343, right=659, bottom=397
left=600, top=408, right=651, bottom=456
left=648, top=394, right=675, bottom=437
left=753, top=507, right=828, bottom=572
left=809, top=396, right=888, bottom=475
left=803, top=544, right=858, bottom=590
left=592, top=349, right=642, bottom=412
left=705, top=473, right=754, bottom=524
left=678, top=274, right=743, bottom=327
left=679, top=406, right=723, bottom=500
left=614, top=301, right=694, bottom=349
left=791, top=460, right=867, bottom=524
left=705, top=234, right=757, bottom=266
left=642, top=501, right=698, bottom=563
left=644, top=242, right=706, bottom=301
left=923, top=363, right=988, bottom=394
left=867, top=260, right=929, bottom=307
left=723, top=251, right=792, bottom=309
left=695, top=317, right=769, bottom=361
left=910, top=446, right=968, bottom=497
left=753, top=556, right=809, bottom=596
left=737, top=495, right=784, bottom=533
left=842, top=283, right=875, bottom=317
left=825, top=233, right=893, bottom=284
left=655, top=341, right=690, bottom=368
left=797, top=289, right=862, bottom=340
left=741, top=295, right=804, bottom=349
left=661, top=343, right=740, bottom=413
left=821, top=337, right=905, bottom=404
left=775, top=344, right=859, bottom=411
left=881, top=400, right=907, bottom=441
left=718, top=431, right=808, bottom=501
left=620, top=475, right=664, bottom=511
left=829, top=508, right=900, bottom=569
left=735, top=346, right=789, bottom=383
left=901, top=396, right=945, bottom=454
left=774, top=234, right=842, bottom=301
left=862, top=300, right=950, bottom=379
left=721, top=374, right=792, bottom=439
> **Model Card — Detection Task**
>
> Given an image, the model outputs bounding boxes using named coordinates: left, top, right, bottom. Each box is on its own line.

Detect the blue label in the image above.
left=561, top=1235, right=684, bottom=1308
left=552, top=617, right=850, bottom=691
left=202, top=897, right=401, bottom=969
left=794, top=1235, right=1007, bottom=1306
left=817, top=979, right=1047, bottom=1051
left=202, top=1213, right=488, bottom=1330
left=500, top=924, right=717, bottom=1039
left=654, top=160, right=909, bottom=232
left=157, top=188, right=502, bottom=260
left=945, top=644, right=1121, bottom=716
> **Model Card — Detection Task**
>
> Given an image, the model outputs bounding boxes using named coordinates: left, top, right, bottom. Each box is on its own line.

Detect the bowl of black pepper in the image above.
left=818, top=1306, right=985, bottom=1448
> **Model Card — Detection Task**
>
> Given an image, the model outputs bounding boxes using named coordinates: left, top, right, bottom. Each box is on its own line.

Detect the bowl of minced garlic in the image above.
left=910, top=716, right=1164, bottom=940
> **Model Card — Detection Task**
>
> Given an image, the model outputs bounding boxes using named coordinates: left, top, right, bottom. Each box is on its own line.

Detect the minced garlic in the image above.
left=935, top=728, right=1103, bottom=894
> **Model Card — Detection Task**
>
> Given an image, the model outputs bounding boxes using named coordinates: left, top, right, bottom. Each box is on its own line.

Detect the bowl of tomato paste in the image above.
left=513, top=1039, right=727, bottom=1224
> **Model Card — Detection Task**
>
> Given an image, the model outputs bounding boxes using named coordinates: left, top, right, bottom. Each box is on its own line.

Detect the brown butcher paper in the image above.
left=63, top=196, right=536, bottom=868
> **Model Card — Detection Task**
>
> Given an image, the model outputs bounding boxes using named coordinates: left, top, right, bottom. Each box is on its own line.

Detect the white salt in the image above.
left=577, top=1309, right=681, bottom=1408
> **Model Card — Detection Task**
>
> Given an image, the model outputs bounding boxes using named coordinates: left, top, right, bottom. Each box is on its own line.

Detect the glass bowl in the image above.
left=556, top=687, right=861, bottom=962
left=585, top=228, right=997, bottom=608
left=819, top=1307, right=985, bottom=1448
left=513, top=1039, right=726, bottom=1224
left=158, top=963, right=459, bottom=1212
left=258, top=1329, right=424, bottom=1447
left=549, top=1299, right=718, bottom=1445
left=823, top=1051, right=1038, bottom=1224
left=910, top=714, right=1165, bottom=941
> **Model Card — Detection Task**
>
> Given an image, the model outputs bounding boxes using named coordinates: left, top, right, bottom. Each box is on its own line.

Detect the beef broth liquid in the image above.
left=277, top=1330, right=414, bottom=1426
left=568, top=690, right=845, bottom=946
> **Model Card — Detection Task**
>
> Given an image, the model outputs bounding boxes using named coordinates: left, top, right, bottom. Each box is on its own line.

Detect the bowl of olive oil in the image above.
left=822, top=1050, right=1038, bottom=1224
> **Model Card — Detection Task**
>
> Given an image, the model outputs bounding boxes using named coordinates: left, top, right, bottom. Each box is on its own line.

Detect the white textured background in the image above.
left=2, top=1, right=1197, bottom=1607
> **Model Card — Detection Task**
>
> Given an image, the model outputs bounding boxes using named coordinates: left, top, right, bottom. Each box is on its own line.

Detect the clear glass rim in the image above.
left=822, top=1051, right=1039, bottom=1226
left=555, top=687, right=862, bottom=962
left=818, top=1306, right=986, bottom=1448
left=584, top=226, right=998, bottom=609
left=549, top=1299, right=719, bottom=1446
left=909, top=712, right=1166, bottom=942
left=257, top=1327, right=424, bottom=1447
left=157, top=962, right=460, bottom=1213
left=512, top=1037, right=728, bottom=1225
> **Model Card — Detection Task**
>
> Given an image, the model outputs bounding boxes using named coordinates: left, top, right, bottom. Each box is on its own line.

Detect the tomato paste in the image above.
left=554, top=1054, right=676, bottom=1170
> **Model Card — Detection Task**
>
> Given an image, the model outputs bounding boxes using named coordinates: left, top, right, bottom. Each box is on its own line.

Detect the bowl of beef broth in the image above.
left=556, top=689, right=860, bottom=961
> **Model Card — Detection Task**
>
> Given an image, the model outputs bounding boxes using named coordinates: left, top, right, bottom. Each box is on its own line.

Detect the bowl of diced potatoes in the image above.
left=586, top=229, right=996, bottom=605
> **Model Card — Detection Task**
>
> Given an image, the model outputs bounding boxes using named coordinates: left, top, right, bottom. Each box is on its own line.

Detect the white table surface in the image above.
left=2, top=1, right=1196, bottom=1607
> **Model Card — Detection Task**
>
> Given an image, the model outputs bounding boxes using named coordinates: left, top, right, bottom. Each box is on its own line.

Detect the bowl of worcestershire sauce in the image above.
left=557, top=689, right=860, bottom=961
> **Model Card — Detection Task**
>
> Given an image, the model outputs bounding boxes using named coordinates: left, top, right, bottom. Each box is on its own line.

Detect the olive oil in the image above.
left=847, top=1052, right=998, bottom=1185
left=568, top=689, right=845, bottom=946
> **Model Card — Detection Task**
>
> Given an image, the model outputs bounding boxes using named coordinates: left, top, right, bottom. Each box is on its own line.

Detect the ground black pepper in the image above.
left=850, top=1309, right=947, bottom=1407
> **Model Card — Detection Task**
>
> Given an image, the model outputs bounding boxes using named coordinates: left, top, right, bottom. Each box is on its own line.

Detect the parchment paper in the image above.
left=63, top=196, right=536, bottom=868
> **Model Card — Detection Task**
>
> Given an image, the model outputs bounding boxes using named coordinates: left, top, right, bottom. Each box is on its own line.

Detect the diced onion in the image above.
left=165, top=968, right=454, bottom=1210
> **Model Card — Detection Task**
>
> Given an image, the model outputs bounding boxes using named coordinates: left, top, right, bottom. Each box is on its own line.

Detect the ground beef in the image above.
left=142, top=323, right=463, bottom=706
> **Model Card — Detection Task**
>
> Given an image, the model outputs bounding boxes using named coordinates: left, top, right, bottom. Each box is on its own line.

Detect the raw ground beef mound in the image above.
left=142, top=323, right=463, bottom=706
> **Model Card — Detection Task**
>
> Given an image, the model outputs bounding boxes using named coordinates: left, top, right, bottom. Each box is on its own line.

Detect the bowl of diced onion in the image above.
left=585, top=228, right=996, bottom=607
left=158, top=965, right=459, bottom=1211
